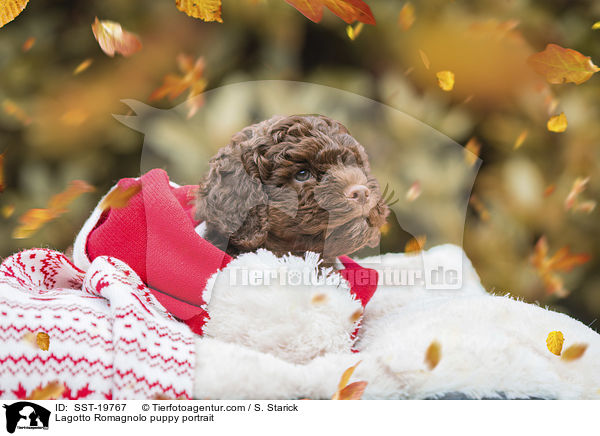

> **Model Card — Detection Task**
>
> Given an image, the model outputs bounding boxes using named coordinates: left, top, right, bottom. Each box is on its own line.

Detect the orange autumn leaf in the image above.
left=48, top=180, right=96, bottom=212
left=335, top=381, right=368, bottom=400
left=527, top=44, right=600, bottom=85
left=464, top=137, right=481, bottom=167
left=13, top=180, right=95, bottom=239
left=27, top=381, right=65, bottom=400
left=21, top=36, right=35, bottom=52
left=332, top=361, right=359, bottom=397
left=405, top=235, right=426, bottom=254
left=346, top=22, right=364, bottom=40
left=398, top=2, right=415, bottom=31
left=436, top=70, right=455, bottom=91
left=175, top=0, right=223, bottom=23
left=311, top=293, right=328, bottom=304
left=100, top=183, right=141, bottom=211
left=546, top=331, right=564, bottom=355
left=425, top=340, right=441, bottom=370
left=285, top=0, right=375, bottom=25
left=547, top=112, right=567, bottom=133
left=332, top=361, right=367, bottom=400
left=149, top=54, right=207, bottom=119
left=531, top=236, right=591, bottom=297
left=36, top=332, right=49, bottom=351
left=13, top=209, right=54, bottom=239
left=2, top=204, right=15, bottom=218
left=3, top=99, right=32, bottom=125
left=544, top=184, right=556, bottom=197
left=513, top=129, right=528, bottom=150
left=564, top=177, right=590, bottom=211
left=349, top=308, right=363, bottom=323
left=74, top=58, right=93, bottom=75
left=0, top=0, right=28, bottom=28
left=561, top=343, right=588, bottom=361
left=91, top=17, right=142, bottom=58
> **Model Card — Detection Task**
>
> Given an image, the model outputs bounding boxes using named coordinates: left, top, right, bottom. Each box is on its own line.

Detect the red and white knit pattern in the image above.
left=0, top=248, right=195, bottom=400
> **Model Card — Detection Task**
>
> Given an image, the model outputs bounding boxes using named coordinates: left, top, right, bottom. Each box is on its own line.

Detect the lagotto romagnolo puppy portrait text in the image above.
left=196, top=114, right=389, bottom=262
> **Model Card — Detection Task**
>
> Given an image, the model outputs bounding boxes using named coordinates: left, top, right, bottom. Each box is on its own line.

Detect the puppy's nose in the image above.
left=345, top=184, right=370, bottom=204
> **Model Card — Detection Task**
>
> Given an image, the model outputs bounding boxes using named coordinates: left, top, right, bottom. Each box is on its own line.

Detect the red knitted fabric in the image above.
left=84, top=169, right=378, bottom=335
left=86, top=169, right=232, bottom=327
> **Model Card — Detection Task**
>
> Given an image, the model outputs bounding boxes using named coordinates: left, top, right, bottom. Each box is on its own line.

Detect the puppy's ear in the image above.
left=196, top=144, right=269, bottom=252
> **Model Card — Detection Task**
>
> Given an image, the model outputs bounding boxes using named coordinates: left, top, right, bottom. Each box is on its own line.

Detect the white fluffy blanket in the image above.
left=1, top=244, right=598, bottom=399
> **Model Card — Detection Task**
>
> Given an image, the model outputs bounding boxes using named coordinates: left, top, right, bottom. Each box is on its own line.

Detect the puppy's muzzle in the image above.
left=344, top=184, right=370, bottom=205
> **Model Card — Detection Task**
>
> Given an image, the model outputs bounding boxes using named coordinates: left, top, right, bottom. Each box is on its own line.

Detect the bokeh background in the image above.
left=0, top=0, right=598, bottom=325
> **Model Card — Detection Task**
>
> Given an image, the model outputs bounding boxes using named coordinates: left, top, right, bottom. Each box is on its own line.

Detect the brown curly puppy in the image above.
left=196, top=115, right=389, bottom=263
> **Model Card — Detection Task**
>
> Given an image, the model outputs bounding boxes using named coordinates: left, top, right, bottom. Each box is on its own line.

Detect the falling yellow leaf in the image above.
left=21, top=36, right=35, bottom=52
left=436, top=70, right=455, bottom=91
left=100, top=183, right=141, bottom=211
left=593, top=21, right=600, bottom=30
left=175, top=0, right=223, bottom=23
left=349, top=308, right=363, bottom=323
left=561, top=343, right=587, bottom=361
left=513, top=129, right=528, bottom=150
left=91, top=17, right=142, bottom=58
left=311, top=293, right=328, bottom=304
left=425, top=341, right=441, bottom=370
left=379, top=222, right=390, bottom=236
left=27, top=381, right=65, bottom=400
left=398, top=2, right=415, bottom=31
left=346, top=22, right=364, bottom=41
left=528, top=44, right=600, bottom=85
left=405, top=181, right=421, bottom=202
left=405, top=235, right=426, bottom=254
left=546, top=331, right=564, bottom=355
left=2, top=99, right=32, bottom=125
left=74, top=58, right=94, bottom=75
left=464, top=137, right=481, bottom=167
left=0, top=0, right=28, bottom=28
left=36, top=332, right=49, bottom=351
left=419, top=49, right=430, bottom=70
left=2, top=204, right=15, bottom=218
left=547, top=112, right=567, bottom=133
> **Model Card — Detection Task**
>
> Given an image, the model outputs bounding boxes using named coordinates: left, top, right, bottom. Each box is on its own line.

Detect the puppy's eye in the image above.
left=294, top=169, right=312, bottom=182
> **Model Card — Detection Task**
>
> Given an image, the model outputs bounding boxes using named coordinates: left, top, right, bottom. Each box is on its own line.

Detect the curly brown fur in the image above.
left=196, top=115, right=389, bottom=263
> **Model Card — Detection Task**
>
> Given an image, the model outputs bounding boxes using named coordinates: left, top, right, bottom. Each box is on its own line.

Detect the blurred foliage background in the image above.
left=0, top=0, right=599, bottom=325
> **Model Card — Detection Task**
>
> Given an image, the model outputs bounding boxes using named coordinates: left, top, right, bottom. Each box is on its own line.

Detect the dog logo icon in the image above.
left=2, top=402, right=50, bottom=433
